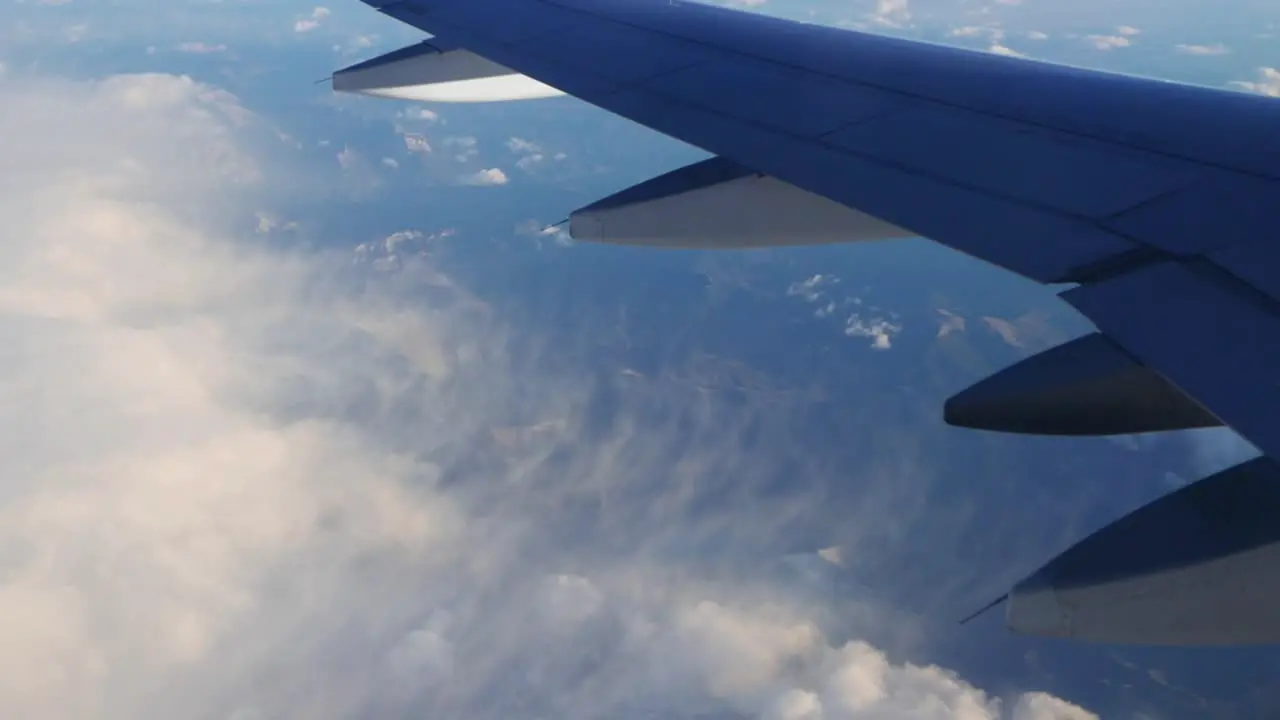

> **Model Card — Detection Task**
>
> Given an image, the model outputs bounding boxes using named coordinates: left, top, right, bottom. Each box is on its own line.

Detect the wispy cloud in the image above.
left=0, top=70, right=1099, bottom=720
left=1085, top=34, right=1131, bottom=50
left=1175, top=42, right=1229, bottom=55
left=175, top=41, right=226, bottom=54
left=294, top=6, right=330, bottom=33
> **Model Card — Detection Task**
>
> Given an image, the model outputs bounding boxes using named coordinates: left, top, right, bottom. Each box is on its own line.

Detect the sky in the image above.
left=0, top=0, right=1276, bottom=719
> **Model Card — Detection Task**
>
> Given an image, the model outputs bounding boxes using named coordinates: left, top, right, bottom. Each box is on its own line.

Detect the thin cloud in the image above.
left=0, top=70, right=1100, bottom=720
left=175, top=41, right=226, bottom=53
left=1176, top=42, right=1229, bottom=55
left=1085, top=34, right=1131, bottom=50
left=443, top=134, right=478, bottom=162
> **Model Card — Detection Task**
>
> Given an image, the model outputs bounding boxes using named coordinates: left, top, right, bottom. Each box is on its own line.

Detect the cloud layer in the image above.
left=0, top=71, right=1095, bottom=720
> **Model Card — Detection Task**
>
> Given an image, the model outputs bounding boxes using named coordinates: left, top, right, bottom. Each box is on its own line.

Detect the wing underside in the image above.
left=338, top=0, right=1280, bottom=645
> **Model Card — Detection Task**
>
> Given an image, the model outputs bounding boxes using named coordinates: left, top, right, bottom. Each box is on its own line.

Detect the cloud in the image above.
left=506, top=136, right=541, bottom=154
left=786, top=273, right=838, bottom=303
left=844, top=313, right=902, bottom=350
left=1183, top=428, right=1261, bottom=478
left=403, top=133, right=431, bottom=153
left=1230, top=67, right=1280, bottom=96
left=400, top=107, right=440, bottom=123
left=64, top=22, right=88, bottom=42
left=516, top=219, right=573, bottom=248
left=443, top=134, right=478, bottom=162
left=460, top=167, right=509, bottom=186
left=869, top=0, right=910, bottom=28
left=988, top=43, right=1024, bottom=57
left=0, top=69, right=1101, bottom=719
left=336, top=33, right=377, bottom=55
left=1115, top=25, right=1141, bottom=36
left=175, top=41, right=227, bottom=54
left=1085, top=34, right=1131, bottom=50
left=950, top=26, right=1000, bottom=39
left=506, top=136, right=566, bottom=173
left=294, top=6, right=330, bottom=33
left=1175, top=42, right=1229, bottom=55
left=1026, top=31, right=1048, bottom=40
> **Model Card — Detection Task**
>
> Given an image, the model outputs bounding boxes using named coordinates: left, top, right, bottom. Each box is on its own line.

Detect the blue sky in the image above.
left=0, top=0, right=1275, bottom=719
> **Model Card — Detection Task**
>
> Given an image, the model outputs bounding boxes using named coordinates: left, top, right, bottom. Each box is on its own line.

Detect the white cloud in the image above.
left=1115, top=25, right=1141, bottom=36
left=1175, top=42, right=1229, bottom=55
left=0, top=69, right=1100, bottom=720
left=988, top=43, right=1024, bottom=57
left=381, top=156, right=399, bottom=168
left=1085, top=34, right=1131, bottom=50
left=1011, top=692, right=1099, bottom=720
left=516, top=219, right=573, bottom=248
left=64, top=22, right=88, bottom=42
left=950, top=25, right=1001, bottom=40
left=401, top=107, right=439, bottom=123
left=175, top=41, right=226, bottom=54
left=443, top=134, right=478, bottom=162
left=337, top=33, right=376, bottom=54
left=844, top=314, right=902, bottom=350
left=869, top=0, right=910, bottom=28
left=461, top=167, right=508, bottom=186
left=505, top=136, right=566, bottom=174
left=505, top=136, right=542, bottom=154
left=1026, top=31, right=1048, bottom=40
left=336, top=145, right=360, bottom=169
left=516, top=153, right=545, bottom=171
left=403, top=133, right=431, bottom=153
left=1231, top=66, right=1280, bottom=96
left=786, top=274, right=838, bottom=303
left=294, top=6, right=331, bottom=33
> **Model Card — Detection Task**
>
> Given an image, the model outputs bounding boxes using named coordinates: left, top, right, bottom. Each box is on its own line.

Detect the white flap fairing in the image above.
left=333, top=40, right=564, bottom=102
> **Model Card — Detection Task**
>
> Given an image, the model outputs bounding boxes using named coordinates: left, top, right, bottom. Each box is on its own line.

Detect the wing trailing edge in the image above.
left=1006, top=456, right=1280, bottom=645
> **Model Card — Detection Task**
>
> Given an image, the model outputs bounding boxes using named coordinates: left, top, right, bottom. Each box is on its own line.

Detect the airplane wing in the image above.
left=337, top=0, right=1280, bottom=645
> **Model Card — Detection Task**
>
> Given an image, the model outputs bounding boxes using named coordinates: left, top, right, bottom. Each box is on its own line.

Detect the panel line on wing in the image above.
left=526, top=0, right=1280, bottom=183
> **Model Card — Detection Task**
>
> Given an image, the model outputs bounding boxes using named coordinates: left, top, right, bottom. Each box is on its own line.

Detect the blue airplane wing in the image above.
left=354, top=0, right=1280, bottom=454
left=344, top=0, right=1280, bottom=644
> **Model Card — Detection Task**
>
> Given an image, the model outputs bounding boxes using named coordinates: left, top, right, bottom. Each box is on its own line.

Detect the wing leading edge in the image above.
left=339, top=0, right=1280, bottom=645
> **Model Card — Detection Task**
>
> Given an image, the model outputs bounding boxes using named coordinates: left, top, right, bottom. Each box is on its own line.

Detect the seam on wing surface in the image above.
left=371, top=0, right=1280, bottom=281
